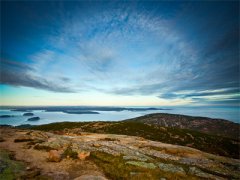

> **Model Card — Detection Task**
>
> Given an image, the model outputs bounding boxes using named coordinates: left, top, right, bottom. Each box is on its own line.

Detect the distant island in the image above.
left=23, top=113, right=34, bottom=116
left=0, top=115, right=15, bottom=118
left=27, top=117, right=40, bottom=121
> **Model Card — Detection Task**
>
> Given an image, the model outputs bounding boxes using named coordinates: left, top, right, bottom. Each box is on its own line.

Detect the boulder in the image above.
left=78, top=151, right=90, bottom=160
left=92, top=143, right=101, bottom=147
left=48, top=150, right=63, bottom=162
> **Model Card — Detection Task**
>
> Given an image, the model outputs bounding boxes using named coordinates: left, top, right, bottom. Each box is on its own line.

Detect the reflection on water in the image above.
left=0, top=106, right=239, bottom=126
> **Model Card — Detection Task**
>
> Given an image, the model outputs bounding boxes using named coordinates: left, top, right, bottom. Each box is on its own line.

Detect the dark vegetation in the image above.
left=14, top=138, right=33, bottom=143
left=0, top=150, right=25, bottom=180
left=90, top=151, right=194, bottom=180
left=62, top=146, right=78, bottom=159
left=31, top=121, right=240, bottom=159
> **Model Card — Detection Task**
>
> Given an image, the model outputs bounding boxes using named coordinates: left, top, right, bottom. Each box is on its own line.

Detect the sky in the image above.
left=0, top=1, right=239, bottom=106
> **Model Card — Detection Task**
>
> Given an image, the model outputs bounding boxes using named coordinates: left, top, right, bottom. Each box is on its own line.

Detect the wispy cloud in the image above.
left=0, top=58, right=75, bottom=93
left=158, top=88, right=239, bottom=105
left=1, top=1, right=239, bottom=106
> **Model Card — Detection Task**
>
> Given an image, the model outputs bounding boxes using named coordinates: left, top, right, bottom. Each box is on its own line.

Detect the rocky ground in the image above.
left=31, top=121, right=239, bottom=159
left=0, top=127, right=239, bottom=180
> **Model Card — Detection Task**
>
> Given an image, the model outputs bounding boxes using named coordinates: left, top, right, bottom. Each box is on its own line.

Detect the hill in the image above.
left=125, top=113, right=239, bottom=139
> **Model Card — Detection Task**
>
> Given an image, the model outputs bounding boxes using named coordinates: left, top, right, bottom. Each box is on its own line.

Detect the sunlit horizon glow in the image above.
left=0, top=1, right=239, bottom=107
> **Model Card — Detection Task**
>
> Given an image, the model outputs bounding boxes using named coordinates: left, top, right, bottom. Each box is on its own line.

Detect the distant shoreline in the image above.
left=0, top=107, right=239, bottom=125
left=8, top=106, right=172, bottom=113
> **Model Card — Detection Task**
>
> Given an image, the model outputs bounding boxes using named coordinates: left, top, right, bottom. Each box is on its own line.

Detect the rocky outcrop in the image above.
left=157, top=163, right=185, bottom=175
left=35, top=141, right=62, bottom=151
left=0, top=127, right=239, bottom=180
left=32, top=121, right=240, bottom=159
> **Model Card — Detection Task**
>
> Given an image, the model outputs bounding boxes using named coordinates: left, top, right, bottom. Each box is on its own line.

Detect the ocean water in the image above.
left=0, top=106, right=239, bottom=126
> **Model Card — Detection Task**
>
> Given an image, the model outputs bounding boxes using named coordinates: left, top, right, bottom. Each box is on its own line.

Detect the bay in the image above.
left=0, top=106, right=239, bottom=126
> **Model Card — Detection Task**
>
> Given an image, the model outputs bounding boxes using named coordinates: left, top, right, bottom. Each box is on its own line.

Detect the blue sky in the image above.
left=0, top=1, right=239, bottom=106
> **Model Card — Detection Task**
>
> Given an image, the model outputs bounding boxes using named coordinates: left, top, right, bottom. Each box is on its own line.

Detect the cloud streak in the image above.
left=0, top=58, right=75, bottom=93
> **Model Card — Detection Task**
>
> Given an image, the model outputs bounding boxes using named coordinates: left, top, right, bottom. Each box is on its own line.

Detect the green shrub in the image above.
left=62, top=146, right=78, bottom=159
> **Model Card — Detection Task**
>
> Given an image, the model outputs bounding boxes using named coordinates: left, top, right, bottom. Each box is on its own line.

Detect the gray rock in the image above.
left=158, top=163, right=186, bottom=175
left=188, top=167, right=221, bottom=179
left=123, top=155, right=148, bottom=162
left=139, top=148, right=179, bottom=161
left=74, top=175, right=108, bottom=180
left=126, top=161, right=156, bottom=169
